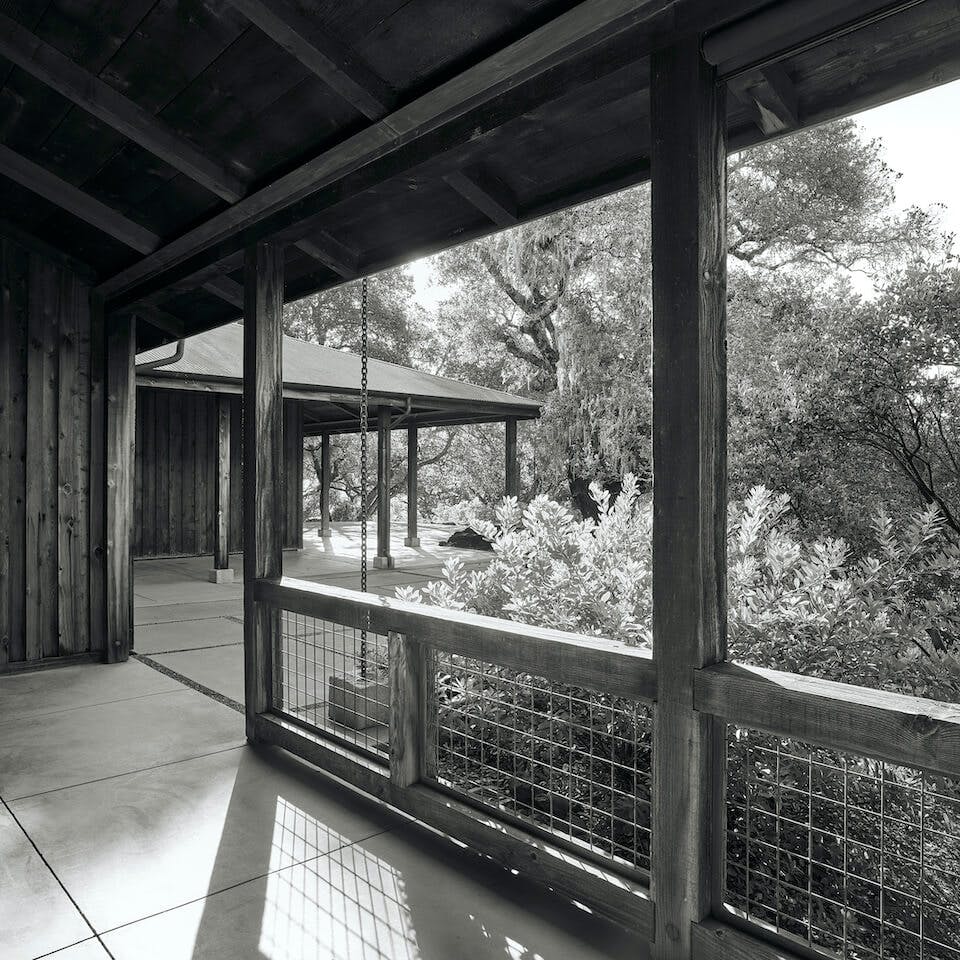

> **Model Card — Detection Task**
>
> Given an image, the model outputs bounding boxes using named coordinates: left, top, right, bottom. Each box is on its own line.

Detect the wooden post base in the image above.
left=373, top=555, right=394, bottom=569
left=403, top=537, right=420, bottom=547
left=317, top=527, right=331, bottom=539
left=208, top=567, right=235, bottom=584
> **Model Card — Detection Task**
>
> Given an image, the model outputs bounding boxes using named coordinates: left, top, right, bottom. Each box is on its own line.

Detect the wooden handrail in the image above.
left=254, top=575, right=658, bottom=702
left=695, top=661, right=960, bottom=778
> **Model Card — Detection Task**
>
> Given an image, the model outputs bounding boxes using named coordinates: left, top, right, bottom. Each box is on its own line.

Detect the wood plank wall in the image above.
left=133, top=387, right=302, bottom=559
left=0, top=236, right=103, bottom=670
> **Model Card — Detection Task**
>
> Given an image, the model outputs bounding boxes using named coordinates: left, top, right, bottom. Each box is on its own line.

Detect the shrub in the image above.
left=400, top=478, right=960, bottom=698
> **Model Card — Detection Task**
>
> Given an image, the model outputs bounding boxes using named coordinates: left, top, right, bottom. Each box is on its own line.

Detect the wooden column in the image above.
left=243, top=241, right=284, bottom=740
left=209, top=394, right=233, bottom=582
left=105, top=312, right=136, bottom=663
left=505, top=417, right=519, bottom=499
left=650, top=38, right=727, bottom=958
left=319, top=433, right=331, bottom=538
left=374, top=405, right=394, bottom=569
left=404, top=424, right=419, bottom=547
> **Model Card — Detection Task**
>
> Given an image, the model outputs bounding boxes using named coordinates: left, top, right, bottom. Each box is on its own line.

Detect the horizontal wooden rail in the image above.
left=256, top=711, right=656, bottom=938
left=695, top=661, right=960, bottom=778
left=256, top=576, right=658, bottom=702
left=693, top=918, right=803, bottom=960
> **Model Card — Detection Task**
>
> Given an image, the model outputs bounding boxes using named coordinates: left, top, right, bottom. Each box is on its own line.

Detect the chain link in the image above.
left=359, top=276, right=369, bottom=596
left=359, top=277, right=370, bottom=674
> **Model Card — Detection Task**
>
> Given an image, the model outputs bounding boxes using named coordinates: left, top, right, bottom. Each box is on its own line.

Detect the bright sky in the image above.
left=407, top=79, right=960, bottom=309
left=855, top=78, right=960, bottom=240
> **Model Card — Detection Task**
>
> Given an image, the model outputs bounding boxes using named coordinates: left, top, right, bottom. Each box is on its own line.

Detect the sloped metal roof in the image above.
left=136, top=322, right=539, bottom=417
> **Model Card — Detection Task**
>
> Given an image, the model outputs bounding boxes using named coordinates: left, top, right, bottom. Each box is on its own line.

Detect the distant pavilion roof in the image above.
left=136, top=322, right=539, bottom=434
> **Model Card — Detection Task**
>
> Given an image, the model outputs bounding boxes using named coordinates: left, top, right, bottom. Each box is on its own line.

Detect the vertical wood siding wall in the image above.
left=0, top=237, right=103, bottom=671
left=133, top=387, right=302, bottom=559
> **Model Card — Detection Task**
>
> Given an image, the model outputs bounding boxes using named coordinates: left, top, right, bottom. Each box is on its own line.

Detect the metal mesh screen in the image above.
left=428, top=652, right=652, bottom=873
left=725, top=727, right=960, bottom=959
left=274, top=610, right=391, bottom=757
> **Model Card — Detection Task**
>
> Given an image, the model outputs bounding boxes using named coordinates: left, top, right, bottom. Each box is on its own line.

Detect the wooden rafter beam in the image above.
left=295, top=233, right=359, bottom=279
left=132, top=304, right=186, bottom=339
left=98, top=0, right=671, bottom=311
left=0, top=142, right=160, bottom=254
left=730, top=63, right=799, bottom=135
left=444, top=167, right=518, bottom=227
left=0, top=11, right=245, bottom=204
left=226, top=0, right=395, bottom=120
left=201, top=276, right=245, bottom=309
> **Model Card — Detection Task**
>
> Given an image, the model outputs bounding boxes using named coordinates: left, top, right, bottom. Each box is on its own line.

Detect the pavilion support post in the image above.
left=649, top=38, right=727, bottom=959
left=404, top=424, right=419, bottom=547
left=208, top=395, right=234, bottom=583
left=374, top=406, right=394, bottom=569
left=105, top=312, right=135, bottom=663
left=243, top=241, right=284, bottom=741
left=318, top=433, right=332, bottom=539
left=505, top=417, right=519, bottom=499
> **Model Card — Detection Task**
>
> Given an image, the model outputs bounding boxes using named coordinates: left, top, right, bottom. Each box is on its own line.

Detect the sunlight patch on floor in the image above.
left=259, top=797, right=420, bottom=960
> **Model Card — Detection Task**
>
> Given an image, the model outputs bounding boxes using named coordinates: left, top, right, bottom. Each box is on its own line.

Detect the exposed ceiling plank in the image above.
left=444, top=167, right=518, bottom=227
left=295, top=234, right=359, bottom=279
left=98, top=0, right=672, bottom=311
left=0, top=142, right=160, bottom=254
left=226, top=0, right=395, bottom=120
left=0, top=11, right=246, bottom=204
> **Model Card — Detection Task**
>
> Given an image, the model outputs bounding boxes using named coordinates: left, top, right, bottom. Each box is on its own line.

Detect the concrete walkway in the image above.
left=2, top=522, right=647, bottom=959
left=132, top=522, right=489, bottom=707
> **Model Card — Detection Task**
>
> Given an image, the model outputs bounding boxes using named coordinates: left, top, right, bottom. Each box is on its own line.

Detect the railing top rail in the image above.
left=256, top=576, right=657, bottom=702
left=696, top=660, right=960, bottom=779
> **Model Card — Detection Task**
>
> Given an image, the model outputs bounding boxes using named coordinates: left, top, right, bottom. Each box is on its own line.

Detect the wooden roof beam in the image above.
left=444, top=167, right=518, bottom=227
left=0, top=140, right=242, bottom=311
left=0, top=142, right=160, bottom=254
left=99, top=0, right=671, bottom=311
left=201, top=276, right=245, bottom=309
left=730, top=64, right=799, bottom=135
left=0, top=11, right=245, bottom=204
left=295, top=233, right=359, bottom=279
left=226, top=0, right=395, bottom=121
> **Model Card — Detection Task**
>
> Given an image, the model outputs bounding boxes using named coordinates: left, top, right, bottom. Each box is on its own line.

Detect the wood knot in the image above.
left=666, top=922, right=681, bottom=942
left=909, top=714, right=938, bottom=736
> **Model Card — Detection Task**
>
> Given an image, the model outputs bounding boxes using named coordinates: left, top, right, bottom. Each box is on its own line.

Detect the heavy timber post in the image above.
left=650, top=38, right=727, bottom=958
left=209, top=394, right=232, bottom=582
left=405, top=424, right=419, bottom=547
left=374, top=406, right=394, bottom=569
left=505, top=417, right=519, bottom=499
left=243, top=241, right=284, bottom=741
left=319, top=433, right=331, bottom=539
left=105, top=311, right=135, bottom=662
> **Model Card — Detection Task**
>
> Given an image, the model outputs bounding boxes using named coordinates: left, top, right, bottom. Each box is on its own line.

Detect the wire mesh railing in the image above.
left=273, top=609, right=391, bottom=758
left=724, top=726, right=960, bottom=960
left=428, top=652, right=653, bottom=874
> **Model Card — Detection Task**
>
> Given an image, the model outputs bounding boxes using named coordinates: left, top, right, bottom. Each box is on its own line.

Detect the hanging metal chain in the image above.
left=359, top=276, right=369, bottom=595
left=359, top=276, right=370, bottom=675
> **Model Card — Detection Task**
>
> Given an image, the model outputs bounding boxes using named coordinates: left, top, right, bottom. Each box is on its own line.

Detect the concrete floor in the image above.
left=1, top=523, right=649, bottom=959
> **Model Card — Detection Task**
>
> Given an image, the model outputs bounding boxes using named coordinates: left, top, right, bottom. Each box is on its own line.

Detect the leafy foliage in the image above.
left=400, top=482, right=960, bottom=699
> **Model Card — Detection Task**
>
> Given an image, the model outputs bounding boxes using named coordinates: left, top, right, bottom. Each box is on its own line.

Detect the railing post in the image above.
left=650, top=37, right=727, bottom=958
left=389, top=631, right=422, bottom=787
left=243, top=241, right=284, bottom=741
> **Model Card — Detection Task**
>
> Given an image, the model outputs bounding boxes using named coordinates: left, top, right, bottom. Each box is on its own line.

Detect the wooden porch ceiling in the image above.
left=0, top=0, right=958, bottom=349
